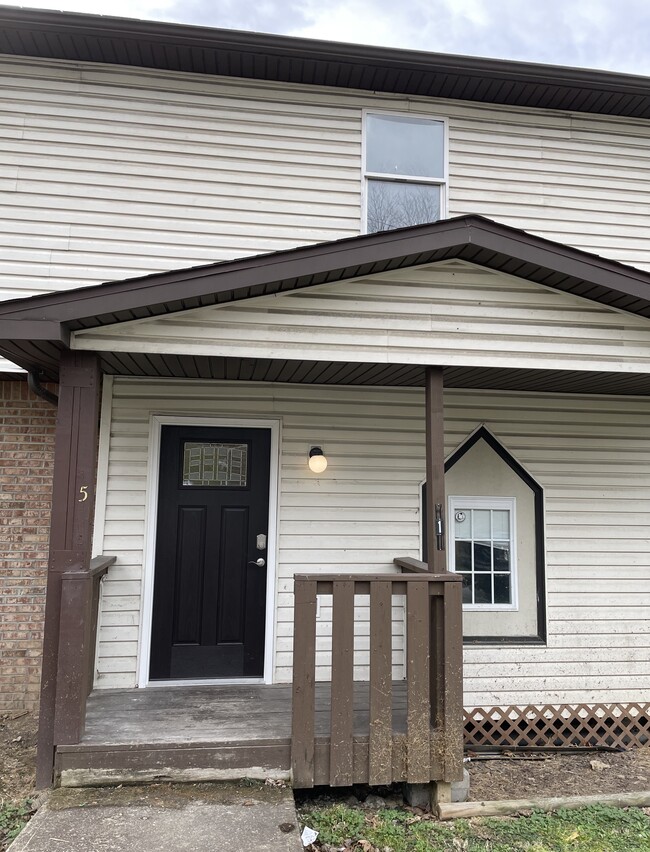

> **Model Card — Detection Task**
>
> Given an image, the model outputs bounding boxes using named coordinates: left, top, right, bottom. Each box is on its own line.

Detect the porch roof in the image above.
left=4, top=214, right=650, bottom=393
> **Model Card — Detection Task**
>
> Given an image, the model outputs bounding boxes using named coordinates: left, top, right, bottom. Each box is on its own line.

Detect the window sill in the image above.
left=463, top=634, right=546, bottom=646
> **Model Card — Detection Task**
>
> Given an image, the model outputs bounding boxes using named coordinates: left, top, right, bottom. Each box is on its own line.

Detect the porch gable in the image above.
left=72, top=260, right=650, bottom=374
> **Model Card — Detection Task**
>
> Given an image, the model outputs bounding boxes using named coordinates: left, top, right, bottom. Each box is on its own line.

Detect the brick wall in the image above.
left=0, top=379, right=57, bottom=711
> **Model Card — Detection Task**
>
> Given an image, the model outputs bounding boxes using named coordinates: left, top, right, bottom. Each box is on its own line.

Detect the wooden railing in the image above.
left=54, top=555, right=116, bottom=745
left=291, top=572, right=464, bottom=789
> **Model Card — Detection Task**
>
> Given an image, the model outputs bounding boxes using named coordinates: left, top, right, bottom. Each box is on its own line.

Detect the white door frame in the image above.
left=137, top=414, right=281, bottom=688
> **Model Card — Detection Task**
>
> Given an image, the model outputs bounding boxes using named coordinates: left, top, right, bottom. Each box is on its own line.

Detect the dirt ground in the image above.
left=0, top=711, right=37, bottom=806
left=2, top=710, right=650, bottom=816
left=468, top=747, right=650, bottom=801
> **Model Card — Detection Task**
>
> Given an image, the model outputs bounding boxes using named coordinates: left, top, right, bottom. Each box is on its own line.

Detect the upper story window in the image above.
left=364, top=112, right=447, bottom=233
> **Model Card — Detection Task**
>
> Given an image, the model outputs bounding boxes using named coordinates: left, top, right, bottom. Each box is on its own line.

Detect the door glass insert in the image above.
left=182, top=442, right=248, bottom=487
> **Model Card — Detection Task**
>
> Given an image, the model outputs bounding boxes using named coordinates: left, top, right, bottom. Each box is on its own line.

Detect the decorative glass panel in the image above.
left=183, top=442, right=248, bottom=487
left=366, top=115, right=444, bottom=178
left=367, top=180, right=441, bottom=233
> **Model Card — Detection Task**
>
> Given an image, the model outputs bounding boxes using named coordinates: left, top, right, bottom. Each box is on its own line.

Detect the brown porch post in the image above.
left=424, top=365, right=453, bottom=783
left=424, top=366, right=446, bottom=573
left=36, top=350, right=102, bottom=787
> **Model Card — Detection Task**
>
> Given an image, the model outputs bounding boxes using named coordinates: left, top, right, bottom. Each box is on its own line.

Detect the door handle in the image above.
left=249, top=558, right=266, bottom=567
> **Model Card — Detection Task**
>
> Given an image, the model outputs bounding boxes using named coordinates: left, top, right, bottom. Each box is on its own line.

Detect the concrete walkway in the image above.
left=9, top=783, right=303, bottom=852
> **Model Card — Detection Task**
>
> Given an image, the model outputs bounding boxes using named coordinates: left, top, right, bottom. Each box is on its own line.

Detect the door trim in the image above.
left=137, top=414, right=281, bottom=688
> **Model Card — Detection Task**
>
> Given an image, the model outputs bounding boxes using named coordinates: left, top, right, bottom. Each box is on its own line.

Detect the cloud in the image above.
left=142, top=0, right=650, bottom=74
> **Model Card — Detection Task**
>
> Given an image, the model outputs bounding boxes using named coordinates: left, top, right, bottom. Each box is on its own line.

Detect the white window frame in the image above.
left=448, top=495, right=518, bottom=612
left=361, top=109, right=449, bottom=234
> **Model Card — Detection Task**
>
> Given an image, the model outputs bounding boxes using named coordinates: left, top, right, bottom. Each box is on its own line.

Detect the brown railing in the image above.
left=291, top=572, right=464, bottom=789
left=54, top=555, right=116, bottom=745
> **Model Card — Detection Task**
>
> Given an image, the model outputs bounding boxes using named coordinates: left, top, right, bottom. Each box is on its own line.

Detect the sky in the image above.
left=5, top=0, right=650, bottom=76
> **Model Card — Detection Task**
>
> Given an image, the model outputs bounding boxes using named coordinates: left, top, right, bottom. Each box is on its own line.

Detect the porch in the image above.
left=6, top=217, right=650, bottom=789
left=54, top=564, right=464, bottom=790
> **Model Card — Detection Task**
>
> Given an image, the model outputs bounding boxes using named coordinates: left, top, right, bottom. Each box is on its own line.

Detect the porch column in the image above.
left=424, top=366, right=446, bottom=573
left=36, top=350, right=102, bottom=787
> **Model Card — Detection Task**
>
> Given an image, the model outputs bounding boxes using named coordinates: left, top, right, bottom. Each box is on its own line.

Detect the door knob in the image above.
left=249, top=558, right=266, bottom=567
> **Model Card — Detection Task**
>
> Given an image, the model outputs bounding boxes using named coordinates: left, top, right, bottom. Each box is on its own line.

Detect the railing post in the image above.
left=440, top=578, right=465, bottom=782
left=291, top=576, right=317, bottom=788
left=54, top=572, right=96, bottom=744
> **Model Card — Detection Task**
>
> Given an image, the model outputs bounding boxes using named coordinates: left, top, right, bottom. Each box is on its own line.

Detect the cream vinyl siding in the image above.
left=4, top=56, right=650, bottom=297
left=74, top=261, right=650, bottom=374
left=5, top=57, right=650, bottom=370
left=94, top=378, right=650, bottom=709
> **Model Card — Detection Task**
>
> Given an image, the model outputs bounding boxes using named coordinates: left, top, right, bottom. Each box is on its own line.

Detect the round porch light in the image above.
left=308, top=446, right=328, bottom=473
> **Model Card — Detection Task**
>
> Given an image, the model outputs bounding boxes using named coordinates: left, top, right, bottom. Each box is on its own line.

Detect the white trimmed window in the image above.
left=448, top=496, right=518, bottom=612
left=363, top=112, right=447, bottom=233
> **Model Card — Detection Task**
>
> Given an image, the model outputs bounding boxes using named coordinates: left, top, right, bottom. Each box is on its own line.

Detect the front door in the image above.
left=149, top=425, right=271, bottom=680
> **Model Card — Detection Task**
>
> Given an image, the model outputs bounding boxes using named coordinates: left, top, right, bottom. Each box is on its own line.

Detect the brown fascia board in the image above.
left=3, top=7, right=650, bottom=118
left=2, top=216, right=650, bottom=334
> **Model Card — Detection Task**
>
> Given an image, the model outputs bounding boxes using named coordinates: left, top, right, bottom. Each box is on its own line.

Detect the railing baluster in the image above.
left=441, top=578, right=464, bottom=782
left=291, top=577, right=317, bottom=788
left=406, top=579, right=431, bottom=783
left=369, top=579, right=392, bottom=785
left=330, top=579, right=355, bottom=786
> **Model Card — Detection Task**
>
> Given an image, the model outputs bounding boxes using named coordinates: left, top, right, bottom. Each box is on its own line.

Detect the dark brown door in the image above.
left=149, top=425, right=271, bottom=680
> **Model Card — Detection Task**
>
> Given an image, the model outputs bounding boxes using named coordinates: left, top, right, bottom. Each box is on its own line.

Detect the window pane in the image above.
left=366, top=114, right=444, bottom=178
left=473, top=510, right=491, bottom=539
left=183, top=442, right=248, bottom=487
left=494, top=542, right=510, bottom=572
left=455, top=540, right=472, bottom=571
left=494, top=574, right=511, bottom=605
left=474, top=572, right=492, bottom=604
left=454, top=509, right=471, bottom=539
left=492, top=510, right=510, bottom=539
left=459, top=573, right=472, bottom=604
left=367, top=180, right=440, bottom=233
left=474, top=541, right=492, bottom=572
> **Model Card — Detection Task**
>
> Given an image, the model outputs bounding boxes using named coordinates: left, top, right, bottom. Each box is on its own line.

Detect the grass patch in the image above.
left=299, top=802, right=650, bottom=851
left=0, top=799, right=34, bottom=850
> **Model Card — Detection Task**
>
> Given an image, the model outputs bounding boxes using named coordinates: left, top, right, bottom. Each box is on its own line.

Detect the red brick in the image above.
left=0, top=380, right=57, bottom=711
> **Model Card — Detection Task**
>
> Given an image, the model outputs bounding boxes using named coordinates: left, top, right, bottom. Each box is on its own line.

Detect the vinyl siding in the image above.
left=94, top=378, right=650, bottom=708
left=74, top=261, right=650, bottom=375
left=4, top=57, right=650, bottom=360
